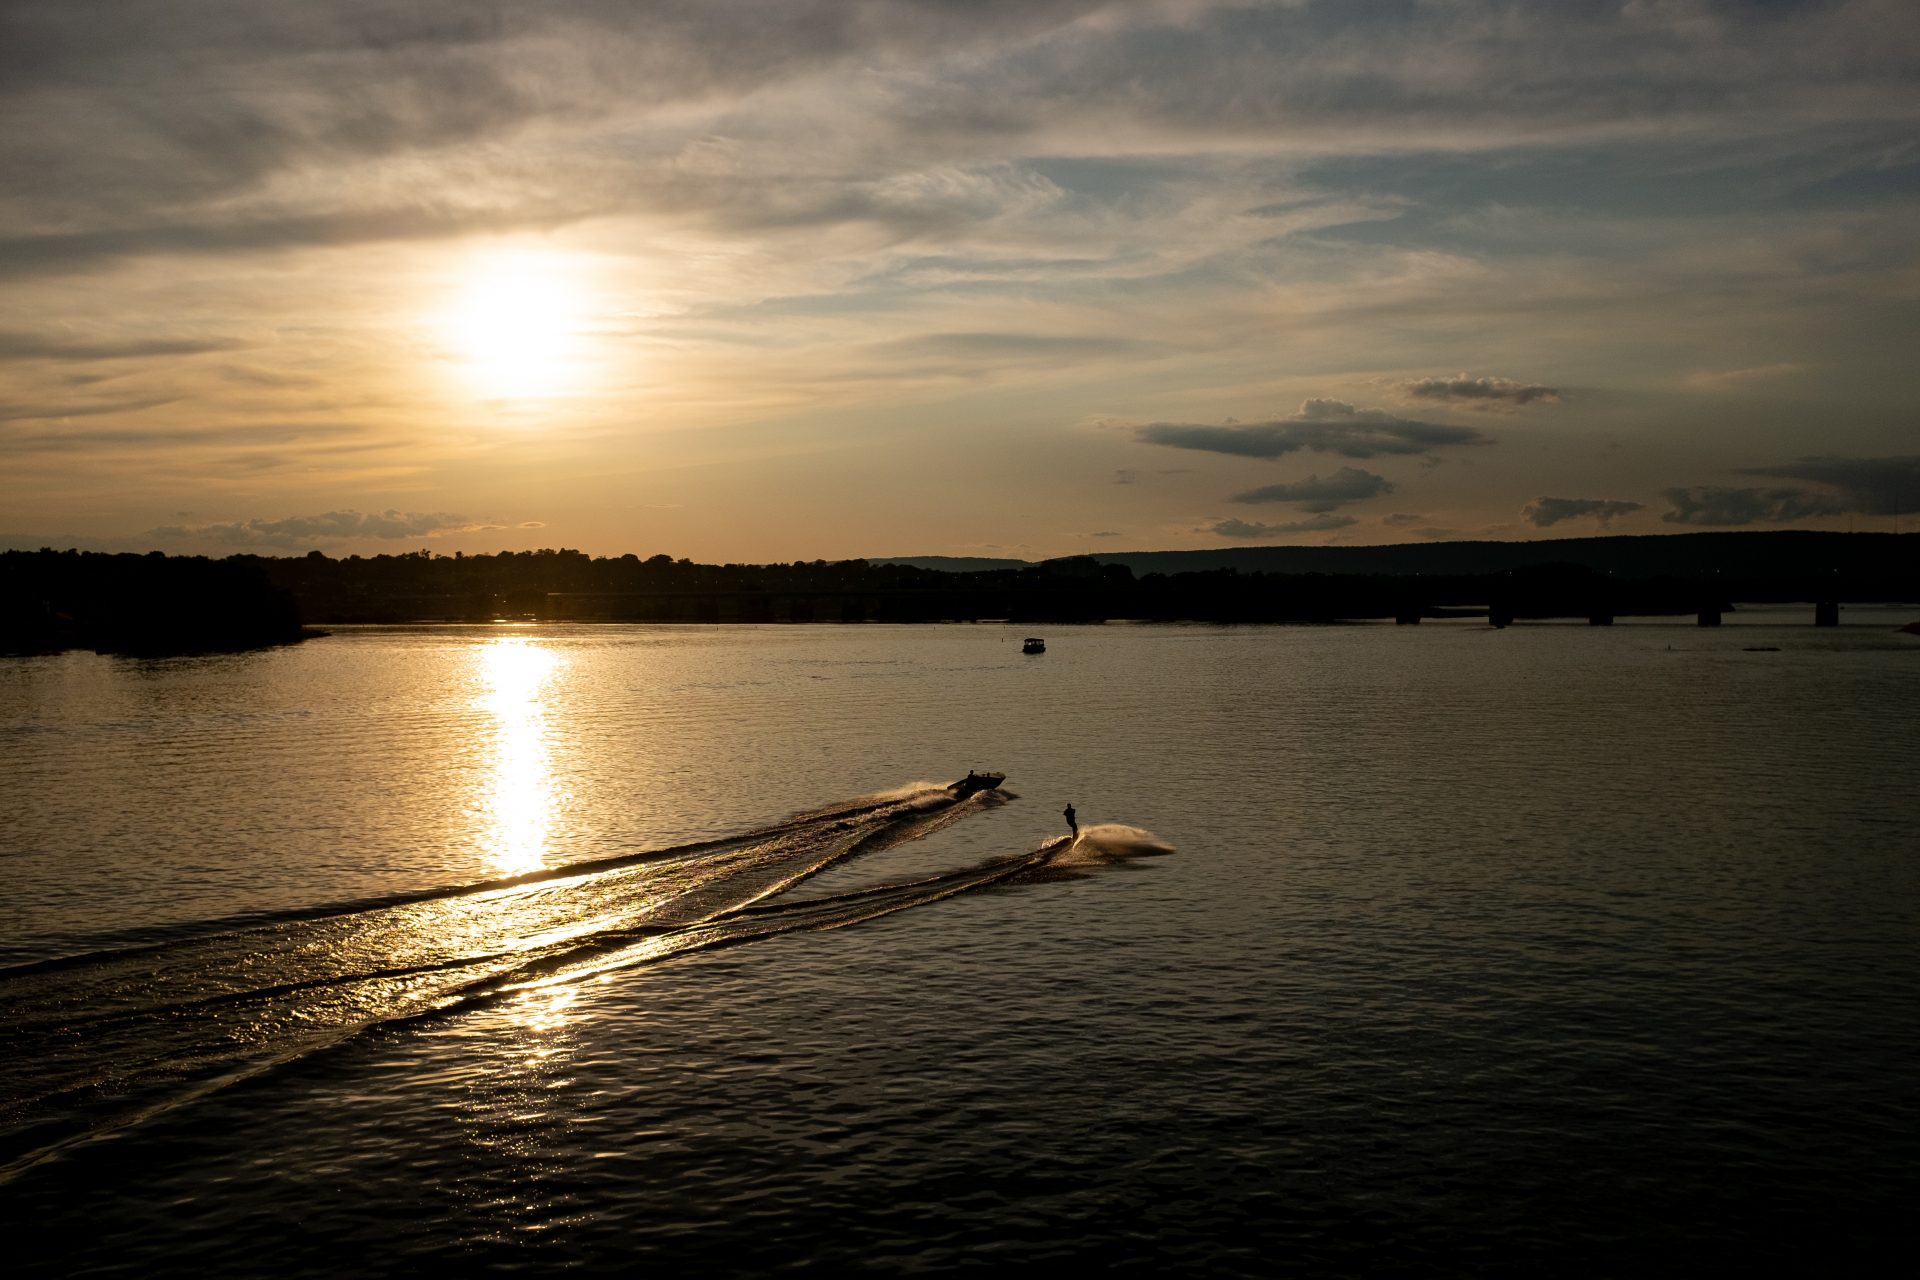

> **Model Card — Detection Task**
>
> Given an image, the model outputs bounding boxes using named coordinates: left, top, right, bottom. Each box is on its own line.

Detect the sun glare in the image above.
left=440, top=250, right=593, bottom=400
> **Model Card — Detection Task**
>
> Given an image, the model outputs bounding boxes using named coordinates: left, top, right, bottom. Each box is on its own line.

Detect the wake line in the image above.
left=0, top=787, right=1166, bottom=1187
left=0, top=784, right=1021, bottom=1182
left=481, top=839, right=1069, bottom=997
left=0, top=789, right=941, bottom=977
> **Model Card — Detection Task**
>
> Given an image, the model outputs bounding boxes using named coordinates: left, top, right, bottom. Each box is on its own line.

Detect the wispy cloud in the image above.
left=1739, top=456, right=1920, bottom=516
left=1207, top=514, right=1356, bottom=538
left=1660, top=486, right=1843, bottom=526
left=1231, top=467, right=1392, bottom=511
left=0, top=330, right=243, bottom=362
left=877, top=331, right=1150, bottom=363
left=1660, top=456, right=1920, bottom=525
left=4, top=1, right=1917, bottom=558
left=1400, top=373, right=1559, bottom=408
left=147, top=509, right=488, bottom=550
left=1682, top=363, right=1803, bottom=391
left=1141, top=400, right=1485, bottom=460
left=0, top=395, right=180, bottom=423
left=1521, top=496, right=1645, bottom=527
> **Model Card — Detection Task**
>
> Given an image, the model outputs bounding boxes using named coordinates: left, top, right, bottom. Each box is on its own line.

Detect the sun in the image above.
left=439, top=250, right=592, bottom=400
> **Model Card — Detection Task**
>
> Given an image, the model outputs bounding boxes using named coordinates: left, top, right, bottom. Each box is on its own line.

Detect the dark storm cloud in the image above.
left=1402, top=374, right=1560, bottom=407
left=1739, top=456, right=1920, bottom=516
left=1521, top=497, right=1645, bottom=527
left=1208, top=514, right=1356, bottom=538
left=148, top=509, right=479, bottom=549
left=1230, top=467, right=1393, bottom=511
left=1140, top=400, right=1485, bottom=460
left=1660, top=486, right=1844, bottom=526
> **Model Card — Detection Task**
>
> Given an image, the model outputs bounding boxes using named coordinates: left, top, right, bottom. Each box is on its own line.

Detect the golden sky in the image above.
left=3, top=1, right=1917, bottom=560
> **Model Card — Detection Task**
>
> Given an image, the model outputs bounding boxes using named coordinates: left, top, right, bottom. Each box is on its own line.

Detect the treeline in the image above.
left=1, top=549, right=312, bottom=656
left=247, top=547, right=1906, bottom=625
left=253, top=548, right=986, bottom=622
left=4, top=543, right=1912, bottom=656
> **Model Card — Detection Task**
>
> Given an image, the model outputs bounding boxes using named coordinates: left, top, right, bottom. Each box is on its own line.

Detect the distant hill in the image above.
left=872, top=532, right=1912, bottom=583
left=1090, top=532, right=1912, bottom=580
left=872, top=555, right=1036, bottom=572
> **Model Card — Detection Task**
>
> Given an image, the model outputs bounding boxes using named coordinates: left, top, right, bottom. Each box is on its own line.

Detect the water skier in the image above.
left=1063, top=802, right=1077, bottom=837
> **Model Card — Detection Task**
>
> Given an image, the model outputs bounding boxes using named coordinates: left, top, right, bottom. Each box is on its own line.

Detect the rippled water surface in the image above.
left=4, top=614, right=1918, bottom=1275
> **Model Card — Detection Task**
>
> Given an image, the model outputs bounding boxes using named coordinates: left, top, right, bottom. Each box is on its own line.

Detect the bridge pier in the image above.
left=1697, top=607, right=1722, bottom=627
left=1815, top=600, right=1839, bottom=627
left=1395, top=607, right=1422, bottom=625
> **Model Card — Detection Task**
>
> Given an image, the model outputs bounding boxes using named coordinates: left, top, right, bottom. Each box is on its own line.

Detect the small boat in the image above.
left=949, top=771, right=1005, bottom=798
left=1022, top=637, right=1045, bottom=653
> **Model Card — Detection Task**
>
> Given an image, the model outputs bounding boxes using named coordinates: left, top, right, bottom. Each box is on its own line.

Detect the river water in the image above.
left=3, top=612, right=1917, bottom=1275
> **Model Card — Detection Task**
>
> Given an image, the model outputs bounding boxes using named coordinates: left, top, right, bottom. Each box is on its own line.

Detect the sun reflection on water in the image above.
left=506, top=985, right=578, bottom=1044
left=476, top=637, right=566, bottom=876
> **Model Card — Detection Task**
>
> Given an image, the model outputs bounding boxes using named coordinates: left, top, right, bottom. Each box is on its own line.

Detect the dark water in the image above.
left=3, top=613, right=1917, bottom=1274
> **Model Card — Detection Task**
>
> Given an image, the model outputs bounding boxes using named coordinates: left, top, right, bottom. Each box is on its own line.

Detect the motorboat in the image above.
left=949, top=771, right=1005, bottom=798
left=1022, top=637, right=1045, bottom=653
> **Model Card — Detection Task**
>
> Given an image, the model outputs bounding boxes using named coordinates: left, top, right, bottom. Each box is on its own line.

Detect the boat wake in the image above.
left=0, top=783, right=1165, bottom=1182
left=1009, top=823, right=1177, bottom=883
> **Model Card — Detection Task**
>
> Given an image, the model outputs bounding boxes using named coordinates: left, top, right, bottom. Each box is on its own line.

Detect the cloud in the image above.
left=1739, top=456, right=1920, bottom=517
left=1521, top=497, right=1646, bottom=527
left=0, top=330, right=243, bottom=362
left=1382, top=512, right=1425, bottom=526
left=1112, top=469, right=1138, bottom=485
left=878, top=332, right=1149, bottom=362
left=1683, top=363, right=1803, bottom=390
left=1207, top=514, right=1356, bottom=538
left=0, top=531, right=145, bottom=553
left=1140, top=400, right=1485, bottom=460
left=1660, top=487, right=1844, bottom=526
left=0, top=205, right=576, bottom=281
left=2, top=420, right=370, bottom=454
left=1088, top=530, right=1121, bottom=538
left=1401, top=374, right=1559, bottom=407
left=4, top=0, right=1914, bottom=288
left=1659, top=456, right=1920, bottom=526
left=5, top=2, right=1917, bottom=558
left=148, top=509, right=482, bottom=549
left=0, top=395, right=181, bottom=423
left=1230, top=466, right=1392, bottom=511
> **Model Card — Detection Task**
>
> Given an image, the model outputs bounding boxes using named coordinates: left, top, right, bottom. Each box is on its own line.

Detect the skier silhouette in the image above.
left=1063, top=803, right=1077, bottom=837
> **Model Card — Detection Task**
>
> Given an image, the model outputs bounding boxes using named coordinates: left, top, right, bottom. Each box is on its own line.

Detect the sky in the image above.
left=3, top=0, right=1917, bottom=561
